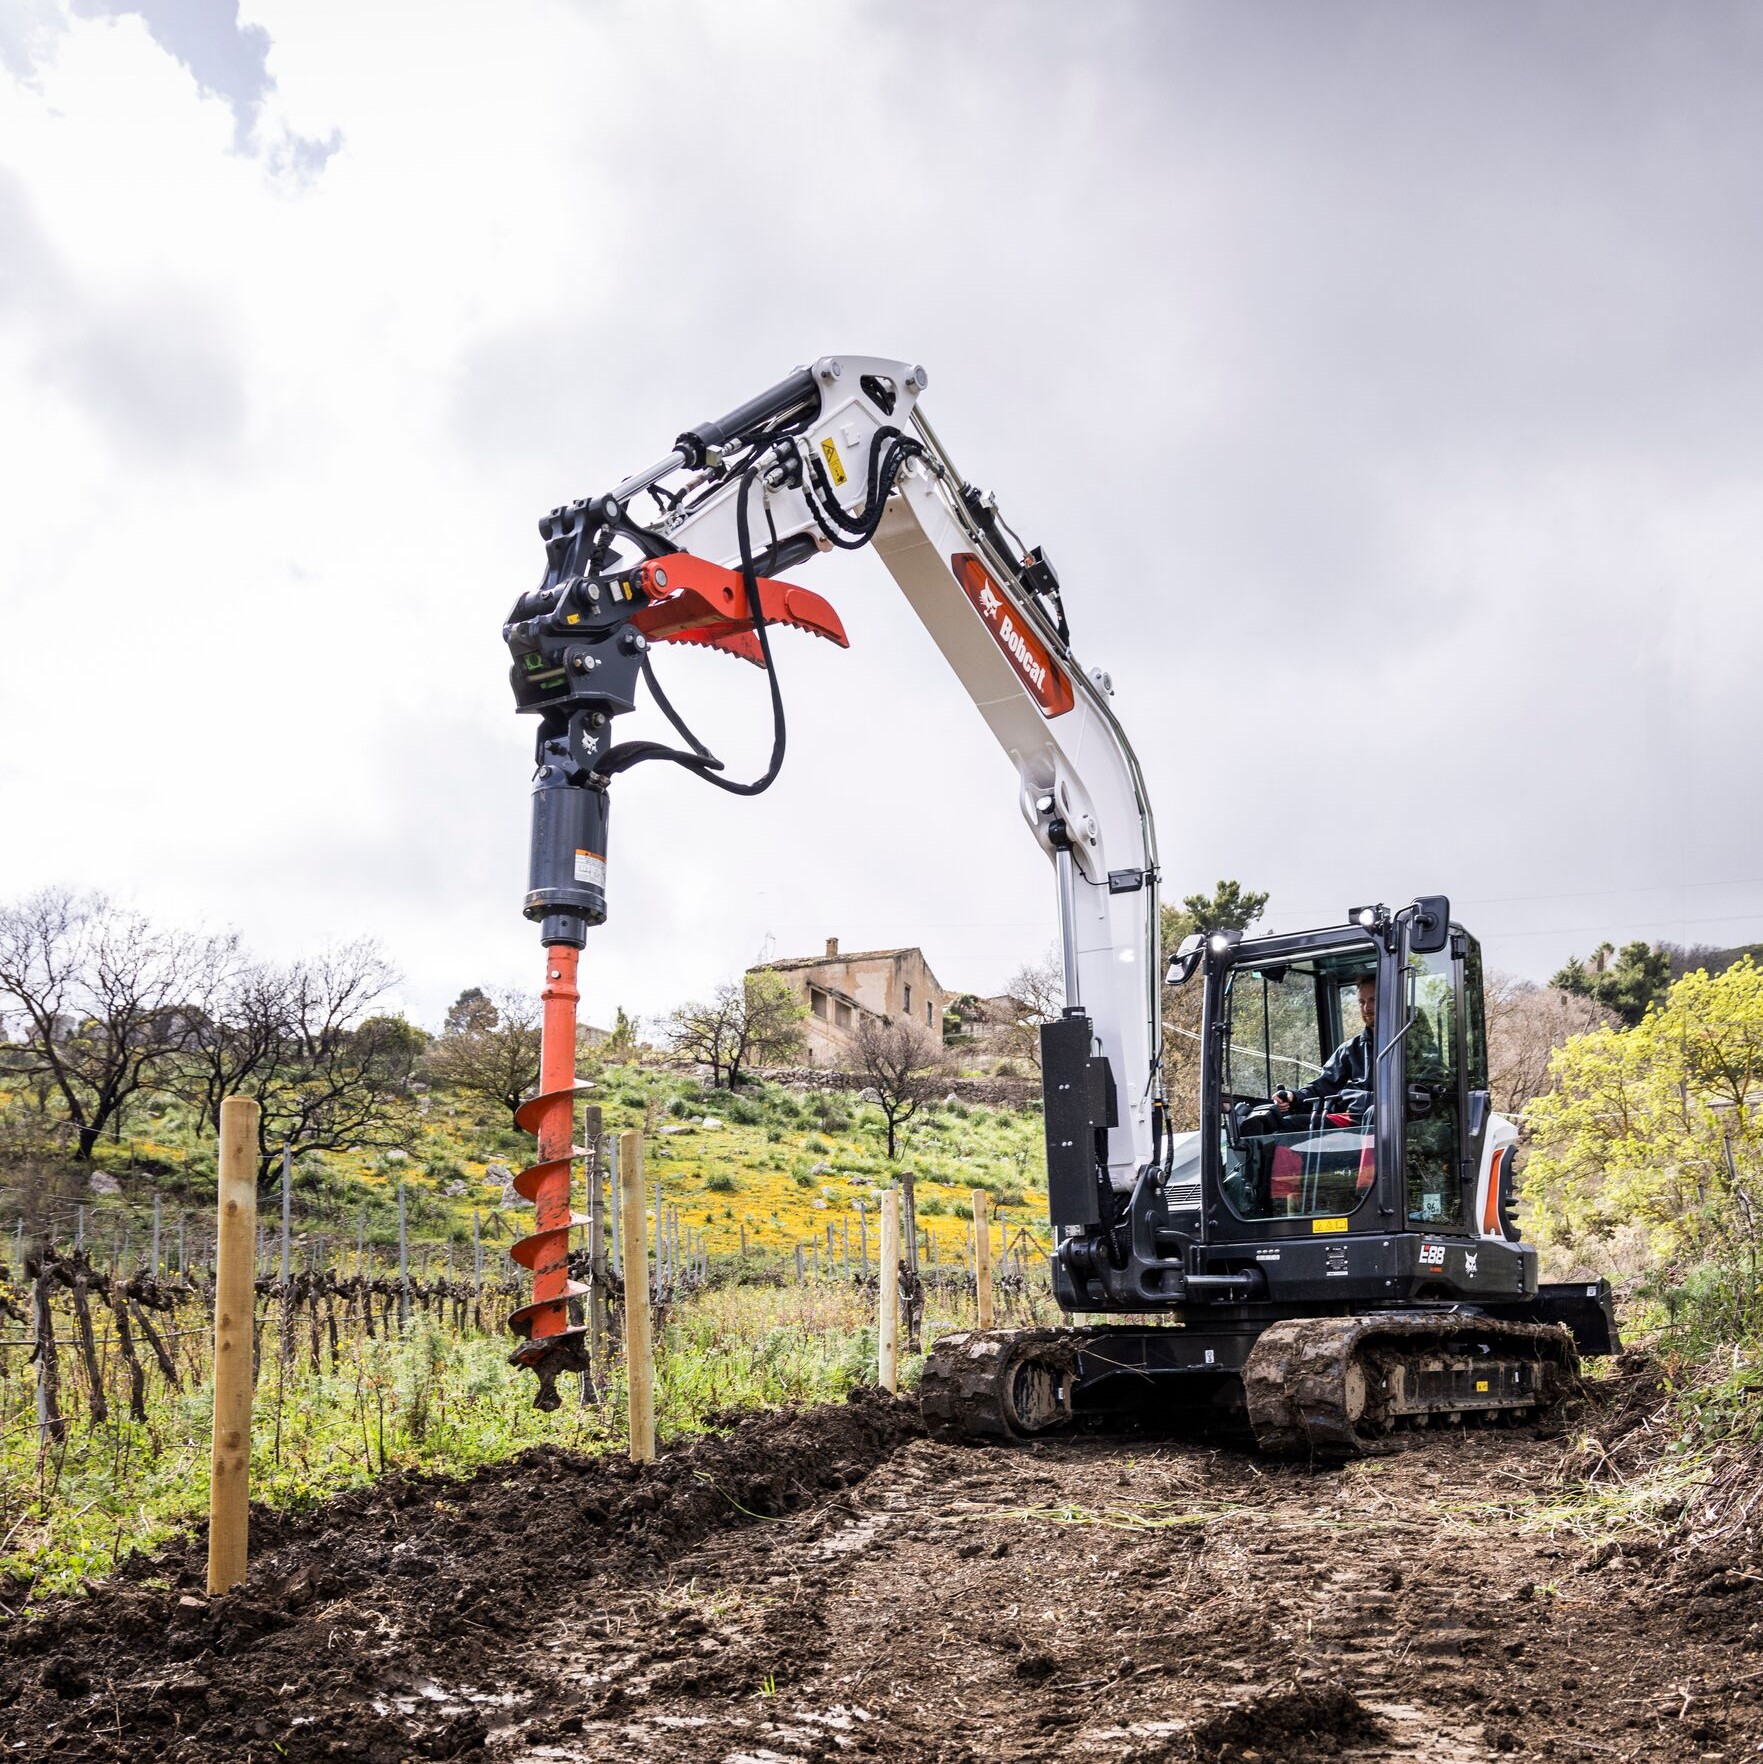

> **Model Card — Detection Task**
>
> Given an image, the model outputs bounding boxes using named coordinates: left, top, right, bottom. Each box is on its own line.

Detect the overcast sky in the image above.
left=3, top=0, right=1761, bottom=1032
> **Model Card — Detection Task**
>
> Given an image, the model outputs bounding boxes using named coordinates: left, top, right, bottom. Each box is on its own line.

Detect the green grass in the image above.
left=0, top=1271, right=1055, bottom=1604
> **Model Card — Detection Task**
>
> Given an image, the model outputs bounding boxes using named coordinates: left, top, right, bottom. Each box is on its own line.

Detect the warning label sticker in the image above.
left=574, top=849, right=606, bottom=889
left=819, top=436, right=848, bottom=486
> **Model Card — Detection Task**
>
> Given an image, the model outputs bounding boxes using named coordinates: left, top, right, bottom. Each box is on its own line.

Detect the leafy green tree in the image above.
left=1522, top=958, right=1763, bottom=1284
left=1159, top=881, right=1269, bottom=1130
left=1551, top=940, right=1672, bottom=1027
left=1169, top=879, right=1269, bottom=942
left=602, top=1005, right=641, bottom=1064
left=424, top=987, right=541, bottom=1119
left=443, top=987, right=498, bottom=1037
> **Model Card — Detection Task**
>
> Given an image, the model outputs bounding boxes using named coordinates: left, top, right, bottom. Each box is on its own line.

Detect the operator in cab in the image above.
left=1274, top=975, right=1377, bottom=1121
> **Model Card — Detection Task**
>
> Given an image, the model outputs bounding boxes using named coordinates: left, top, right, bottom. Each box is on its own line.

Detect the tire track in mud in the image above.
left=4, top=1389, right=1761, bottom=1762
left=489, top=1427, right=1763, bottom=1763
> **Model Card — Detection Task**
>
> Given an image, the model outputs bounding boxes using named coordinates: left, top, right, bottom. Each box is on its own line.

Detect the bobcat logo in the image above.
left=1464, top=1251, right=1479, bottom=1277
left=977, top=580, right=1002, bottom=620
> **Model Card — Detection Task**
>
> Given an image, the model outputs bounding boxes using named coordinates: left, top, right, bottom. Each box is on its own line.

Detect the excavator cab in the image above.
left=1191, top=902, right=1527, bottom=1292
left=1206, top=913, right=1489, bottom=1242
left=1044, top=896, right=1616, bottom=1347
left=959, top=896, right=1621, bottom=1453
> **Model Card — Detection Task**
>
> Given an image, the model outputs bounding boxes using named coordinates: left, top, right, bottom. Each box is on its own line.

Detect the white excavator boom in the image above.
left=627, top=355, right=1163, bottom=1195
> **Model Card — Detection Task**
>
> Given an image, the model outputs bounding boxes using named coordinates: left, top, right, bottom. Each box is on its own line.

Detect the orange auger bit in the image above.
left=630, top=552, right=849, bottom=667
left=507, top=943, right=594, bottom=1411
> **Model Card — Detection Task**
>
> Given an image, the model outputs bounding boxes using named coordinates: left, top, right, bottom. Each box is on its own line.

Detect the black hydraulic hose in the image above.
left=640, top=652, right=713, bottom=759
left=597, top=467, right=788, bottom=796
left=602, top=422, right=918, bottom=788
left=802, top=426, right=922, bottom=551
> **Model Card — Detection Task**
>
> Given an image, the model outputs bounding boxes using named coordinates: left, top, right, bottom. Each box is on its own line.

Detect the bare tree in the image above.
left=251, top=942, right=422, bottom=1182
left=1162, top=970, right=1206, bottom=1132
left=0, top=888, right=227, bottom=1158
left=853, top=1014, right=953, bottom=1158
left=1002, top=949, right=1063, bottom=1070
left=178, top=956, right=292, bottom=1134
left=423, top=986, right=543, bottom=1119
left=665, top=971, right=804, bottom=1088
left=1485, top=972, right=1613, bottom=1124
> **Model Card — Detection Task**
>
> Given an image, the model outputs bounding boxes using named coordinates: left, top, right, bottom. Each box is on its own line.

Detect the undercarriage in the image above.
left=921, top=1312, right=1585, bottom=1457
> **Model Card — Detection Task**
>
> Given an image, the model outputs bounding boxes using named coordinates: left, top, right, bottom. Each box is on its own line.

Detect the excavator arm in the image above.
left=501, top=354, right=1166, bottom=1400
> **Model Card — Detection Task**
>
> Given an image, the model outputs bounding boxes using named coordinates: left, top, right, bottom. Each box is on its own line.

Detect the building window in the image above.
left=811, top=988, right=828, bottom=1020
left=926, top=1001, right=933, bottom=1026
left=904, top=983, right=912, bottom=1014
left=835, top=1001, right=852, bottom=1030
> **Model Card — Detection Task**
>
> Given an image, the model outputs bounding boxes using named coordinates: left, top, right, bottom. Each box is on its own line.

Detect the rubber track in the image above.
left=920, top=1328, right=1083, bottom=1443
left=1242, top=1313, right=1580, bottom=1457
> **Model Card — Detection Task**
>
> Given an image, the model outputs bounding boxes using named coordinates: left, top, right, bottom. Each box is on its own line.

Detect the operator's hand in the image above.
left=1273, top=1088, right=1294, bottom=1114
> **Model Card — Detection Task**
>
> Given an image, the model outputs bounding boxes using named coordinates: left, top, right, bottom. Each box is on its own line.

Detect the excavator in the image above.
left=500, top=353, right=1618, bottom=1451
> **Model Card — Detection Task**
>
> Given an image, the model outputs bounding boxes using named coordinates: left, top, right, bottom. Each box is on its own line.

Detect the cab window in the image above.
left=1218, top=949, right=1378, bottom=1224
left=1404, top=947, right=1463, bottom=1227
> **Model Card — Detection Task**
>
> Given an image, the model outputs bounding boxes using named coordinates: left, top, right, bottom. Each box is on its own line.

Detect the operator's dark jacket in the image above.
left=1290, top=1028, right=1373, bottom=1108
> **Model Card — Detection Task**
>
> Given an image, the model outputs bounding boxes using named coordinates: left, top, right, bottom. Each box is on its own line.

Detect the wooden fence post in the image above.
left=973, top=1189, right=994, bottom=1330
left=209, top=1095, right=260, bottom=1595
left=396, top=1183, right=409, bottom=1330
left=586, top=1128, right=608, bottom=1373
left=878, top=1187, right=900, bottom=1394
left=618, top=1128, right=655, bottom=1463
left=279, top=1146, right=291, bottom=1283
left=608, top=1149, right=620, bottom=1266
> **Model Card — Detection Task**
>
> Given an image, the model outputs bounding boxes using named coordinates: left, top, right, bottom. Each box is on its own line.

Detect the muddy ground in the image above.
left=4, top=1381, right=1762, bottom=1763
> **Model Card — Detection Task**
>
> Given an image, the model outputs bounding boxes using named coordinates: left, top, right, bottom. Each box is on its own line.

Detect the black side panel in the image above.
left=1536, top=1279, right=1622, bottom=1355
left=1042, top=1014, right=1103, bottom=1227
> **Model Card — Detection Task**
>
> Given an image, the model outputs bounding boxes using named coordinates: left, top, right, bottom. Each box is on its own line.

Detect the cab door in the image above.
left=1399, top=926, right=1466, bottom=1230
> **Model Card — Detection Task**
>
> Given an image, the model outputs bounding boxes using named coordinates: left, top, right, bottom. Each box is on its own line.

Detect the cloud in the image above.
left=73, top=0, right=271, bottom=141
left=1, top=0, right=1761, bottom=1032
left=10, top=0, right=339, bottom=167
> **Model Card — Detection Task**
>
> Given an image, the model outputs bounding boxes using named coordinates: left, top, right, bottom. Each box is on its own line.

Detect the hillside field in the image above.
left=7, top=1066, right=1051, bottom=1272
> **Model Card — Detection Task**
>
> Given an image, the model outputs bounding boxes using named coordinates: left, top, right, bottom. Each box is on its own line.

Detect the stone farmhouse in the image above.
left=748, top=937, right=948, bottom=1068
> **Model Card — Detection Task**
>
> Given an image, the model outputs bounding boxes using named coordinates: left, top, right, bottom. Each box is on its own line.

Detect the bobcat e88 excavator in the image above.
left=500, top=352, right=1618, bottom=1451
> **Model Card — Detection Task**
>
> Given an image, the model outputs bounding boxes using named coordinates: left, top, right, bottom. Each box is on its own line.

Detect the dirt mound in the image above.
left=0, top=1388, right=920, bottom=1763
left=1180, top=1683, right=1386, bottom=1761
left=1558, top=1349, right=1676, bottom=1480
left=5, top=1376, right=1761, bottom=1761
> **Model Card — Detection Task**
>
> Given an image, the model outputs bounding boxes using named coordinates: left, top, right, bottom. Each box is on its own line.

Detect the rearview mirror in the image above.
left=1407, top=895, right=1451, bottom=955
left=1165, top=932, right=1205, bottom=986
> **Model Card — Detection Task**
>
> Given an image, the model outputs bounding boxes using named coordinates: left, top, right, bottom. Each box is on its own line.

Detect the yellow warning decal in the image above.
left=1475, top=1379, right=1489, bottom=1392
left=1312, top=1217, right=1349, bottom=1234
left=820, top=436, right=848, bottom=486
